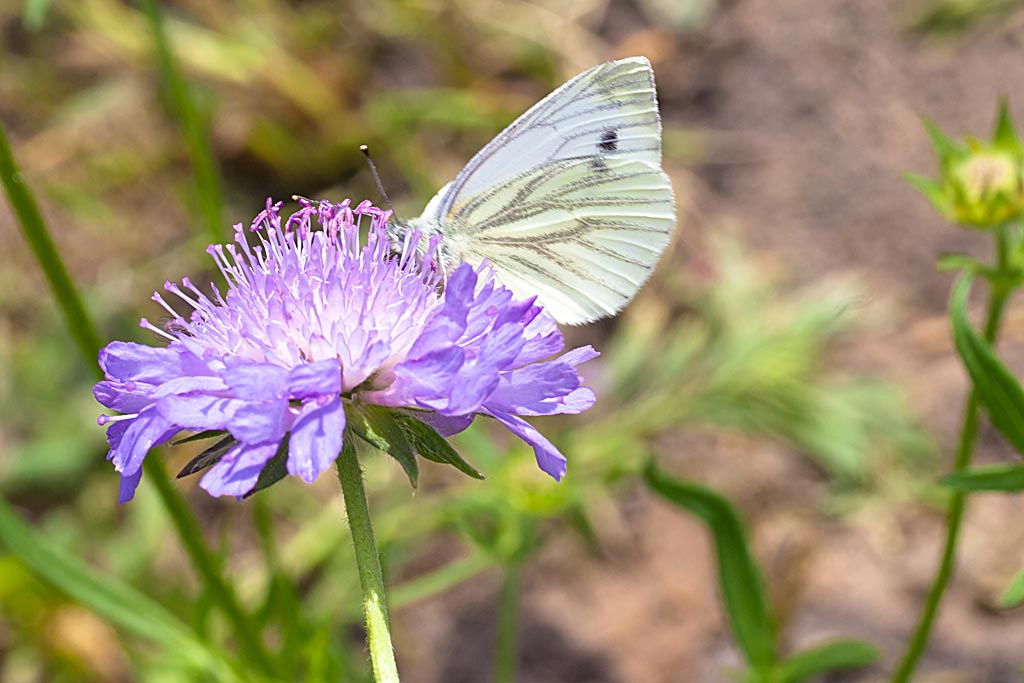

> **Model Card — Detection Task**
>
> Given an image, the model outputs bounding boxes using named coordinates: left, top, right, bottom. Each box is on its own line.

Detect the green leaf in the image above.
left=394, top=413, right=484, bottom=479
left=936, top=253, right=983, bottom=273
left=177, top=435, right=236, bottom=478
left=950, top=274, right=1024, bottom=455
left=244, top=437, right=291, bottom=498
left=0, top=121, right=103, bottom=376
left=643, top=461, right=777, bottom=673
left=137, top=0, right=225, bottom=243
left=349, top=404, right=419, bottom=486
left=941, top=463, right=1024, bottom=492
left=171, top=429, right=229, bottom=446
left=999, top=568, right=1024, bottom=607
left=775, top=639, right=879, bottom=683
left=0, top=496, right=240, bottom=680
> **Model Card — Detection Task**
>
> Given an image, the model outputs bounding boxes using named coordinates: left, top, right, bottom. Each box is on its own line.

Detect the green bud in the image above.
left=909, top=101, right=1024, bottom=229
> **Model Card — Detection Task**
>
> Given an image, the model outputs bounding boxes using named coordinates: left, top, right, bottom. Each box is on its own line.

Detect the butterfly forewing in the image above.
left=444, top=156, right=675, bottom=325
left=433, top=57, right=663, bottom=219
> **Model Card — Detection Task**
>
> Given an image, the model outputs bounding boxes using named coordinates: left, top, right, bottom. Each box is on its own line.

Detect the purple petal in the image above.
left=199, top=442, right=280, bottom=497
left=222, top=362, right=289, bottom=398
left=155, top=394, right=244, bottom=431
left=287, top=397, right=346, bottom=483
left=99, top=342, right=210, bottom=383
left=110, top=409, right=177, bottom=476
left=228, top=400, right=290, bottom=444
left=118, top=468, right=144, bottom=505
left=149, top=375, right=229, bottom=398
left=94, top=381, right=153, bottom=414
left=404, top=410, right=474, bottom=437
left=287, top=359, right=342, bottom=398
left=487, top=410, right=567, bottom=481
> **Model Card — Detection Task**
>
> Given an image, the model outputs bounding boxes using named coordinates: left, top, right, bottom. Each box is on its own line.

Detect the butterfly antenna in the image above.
left=360, top=145, right=395, bottom=213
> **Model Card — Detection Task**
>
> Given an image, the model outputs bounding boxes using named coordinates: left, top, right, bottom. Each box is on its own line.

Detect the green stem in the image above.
left=494, top=563, right=522, bottom=683
left=336, top=442, right=400, bottom=683
left=137, top=0, right=224, bottom=244
left=891, top=226, right=1012, bottom=683
left=0, top=120, right=103, bottom=373
left=145, top=459, right=275, bottom=675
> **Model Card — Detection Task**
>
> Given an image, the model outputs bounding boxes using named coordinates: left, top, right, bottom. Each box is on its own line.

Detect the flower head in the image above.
left=908, top=100, right=1024, bottom=228
left=95, top=199, right=597, bottom=502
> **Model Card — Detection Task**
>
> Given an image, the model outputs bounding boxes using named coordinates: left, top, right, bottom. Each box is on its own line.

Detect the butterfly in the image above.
left=390, top=56, right=676, bottom=325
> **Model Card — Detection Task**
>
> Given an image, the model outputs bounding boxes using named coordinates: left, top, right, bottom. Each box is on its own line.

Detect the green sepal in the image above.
left=999, top=568, right=1024, bottom=607
left=922, top=116, right=966, bottom=164
left=774, top=639, right=880, bottom=683
left=348, top=404, right=419, bottom=487
left=905, top=172, right=952, bottom=216
left=940, top=463, right=1024, bottom=492
left=176, top=434, right=236, bottom=478
left=171, top=429, right=229, bottom=446
left=393, top=413, right=484, bottom=480
left=244, top=437, right=291, bottom=498
left=950, top=274, right=1024, bottom=455
left=993, top=98, right=1020, bottom=150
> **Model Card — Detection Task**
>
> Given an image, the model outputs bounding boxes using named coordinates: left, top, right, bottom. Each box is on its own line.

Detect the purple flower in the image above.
left=94, top=199, right=597, bottom=503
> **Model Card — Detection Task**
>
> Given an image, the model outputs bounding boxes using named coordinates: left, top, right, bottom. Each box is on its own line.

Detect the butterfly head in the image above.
left=385, top=215, right=455, bottom=280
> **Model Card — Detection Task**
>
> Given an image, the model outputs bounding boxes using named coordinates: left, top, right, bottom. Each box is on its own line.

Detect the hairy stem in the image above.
left=337, top=442, right=400, bottom=683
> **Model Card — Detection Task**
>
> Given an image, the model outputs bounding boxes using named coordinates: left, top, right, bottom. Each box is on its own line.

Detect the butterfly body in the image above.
left=389, top=56, right=676, bottom=325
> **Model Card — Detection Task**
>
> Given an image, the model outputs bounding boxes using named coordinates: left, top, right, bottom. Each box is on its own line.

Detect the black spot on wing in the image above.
left=598, top=129, right=618, bottom=152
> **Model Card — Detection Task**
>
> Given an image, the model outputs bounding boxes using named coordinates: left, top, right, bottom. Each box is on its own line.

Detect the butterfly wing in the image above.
left=424, top=56, right=664, bottom=222
left=411, top=56, right=675, bottom=324
left=443, top=156, right=675, bottom=325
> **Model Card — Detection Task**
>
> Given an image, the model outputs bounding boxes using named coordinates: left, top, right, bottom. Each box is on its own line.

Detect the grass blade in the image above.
left=0, top=496, right=241, bottom=681
left=643, top=460, right=777, bottom=674
left=776, top=639, right=879, bottom=683
left=0, top=121, right=103, bottom=375
left=138, top=0, right=225, bottom=243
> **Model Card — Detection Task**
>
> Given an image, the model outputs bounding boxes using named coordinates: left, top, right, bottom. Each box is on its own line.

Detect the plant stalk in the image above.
left=891, top=225, right=1012, bottom=683
left=494, top=563, right=522, bottom=683
left=337, top=442, right=400, bottom=683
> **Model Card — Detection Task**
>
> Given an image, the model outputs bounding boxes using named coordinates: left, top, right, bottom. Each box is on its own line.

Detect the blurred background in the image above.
left=3, top=0, right=1024, bottom=681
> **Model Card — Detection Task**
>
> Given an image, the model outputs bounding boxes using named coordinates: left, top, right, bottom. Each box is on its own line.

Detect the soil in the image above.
left=396, top=2, right=1024, bottom=681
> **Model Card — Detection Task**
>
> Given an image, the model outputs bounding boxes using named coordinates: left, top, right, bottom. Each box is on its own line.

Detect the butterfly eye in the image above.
left=598, top=129, right=618, bottom=152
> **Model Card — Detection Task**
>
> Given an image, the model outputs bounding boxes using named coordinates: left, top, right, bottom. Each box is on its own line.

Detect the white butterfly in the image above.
left=392, top=56, right=676, bottom=325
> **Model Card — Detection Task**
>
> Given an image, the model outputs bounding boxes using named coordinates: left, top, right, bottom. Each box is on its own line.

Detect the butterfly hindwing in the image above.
left=443, top=156, right=675, bottom=325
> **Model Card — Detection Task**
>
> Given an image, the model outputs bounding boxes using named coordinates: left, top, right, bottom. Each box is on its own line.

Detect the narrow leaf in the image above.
left=999, top=568, right=1024, bottom=607
left=950, top=274, right=1024, bottom=455
left=177, top=435, right=236, bottom=478
left=244, top=437, right=290, bottom=498
left=137, top=0, right=224, bottom=243
left=0, top=121, right=103, bottom=376
left=776, top=639, right=879, bottom=683
left=394, top=413, right=484, bottom=479
left=171, top=429, right=229, bottom=446
left=643, top=461, right=777, bottom=672
left=0, top=496, right=238, bottom=680
left=942, top=463, right=1024, bottom=492
left=349, top=405, right=419, bottom=486
left=22, top=0, right=54, bottom=31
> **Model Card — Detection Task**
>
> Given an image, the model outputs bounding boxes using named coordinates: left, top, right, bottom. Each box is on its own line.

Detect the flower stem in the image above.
left=494, top=563, right=522, bottom=683
left=145, top=458, right=274, bottom=675
left=336, top=442, right=400, bottom=683
left=891, top=226, right=1012, bottom=683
